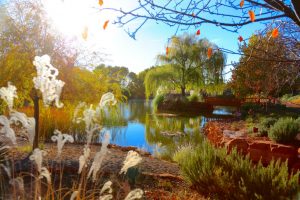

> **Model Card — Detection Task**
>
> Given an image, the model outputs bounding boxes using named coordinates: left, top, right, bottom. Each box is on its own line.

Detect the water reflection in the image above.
left=99, top=100, right=234, bottom=156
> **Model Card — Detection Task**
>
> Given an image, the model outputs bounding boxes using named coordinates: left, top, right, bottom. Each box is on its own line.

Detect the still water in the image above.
left=99, top=100, right=235, bottom=154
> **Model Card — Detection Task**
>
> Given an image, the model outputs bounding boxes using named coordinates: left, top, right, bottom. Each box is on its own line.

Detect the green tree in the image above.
left=145, top=34, right=226, bottom=98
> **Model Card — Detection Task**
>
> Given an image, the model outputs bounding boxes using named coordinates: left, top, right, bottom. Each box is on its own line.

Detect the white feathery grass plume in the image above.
left=72, top=102, right=86, bottom=123
left=98, top=92, right=117, bottom=109
left=100, top=181, right=113, bottom=195
left=39, top=167, right=51, bottom=184
left=83, top=105, right=96, bottom=131
left=0, top=82, right=17, bottom=111
left=29, top=148, right=47, bottom=173
left=124, top=189, right=143, bottom=200
left=51, top=129, right=74, bottom=158
left=26, top=117, right=36, bottom=145
left=88, top=132, right=110, bottom=181
left=9, top=111, right=28, bottom=127
left=0, top=115, right=16, bottom=145
left=0, top=145, right=10, bottom=152
left=9, top=177, right=24, bottom=194
left=78, top=146, right=91, bottom=174
left=99, top=194, right=113, bottom=200
left=70, top=191, right=79, bottom=200
left=33, top=55, right=65, bottom=108
left=9, top=111, right=35, bottom=145
left=120, top=151, right=142, bottom=175
left=86, top=125, right=101, bottom=147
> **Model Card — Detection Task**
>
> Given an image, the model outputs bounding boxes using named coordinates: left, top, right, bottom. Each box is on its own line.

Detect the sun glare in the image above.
left=43, top=0, right=96, bottom=37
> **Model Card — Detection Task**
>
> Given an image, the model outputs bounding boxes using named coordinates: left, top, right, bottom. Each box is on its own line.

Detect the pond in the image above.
left=99, top=100, right=236, bottom=155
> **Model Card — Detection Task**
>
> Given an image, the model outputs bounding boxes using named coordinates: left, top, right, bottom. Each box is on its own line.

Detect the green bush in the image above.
left=152, top=94, right=165, bottom=109
left=268, top=118, right=300, bottom=143
left=173, top=140, right=300, bottom=200
left=295, top=117, right=300, bottom=125
left=281, top=94, right=300, bottom=102
left=257, top=117, right=277, bottom=137
left=187, top=94, right=199, bottom=102
left=281, top=94, right=293, bottom=102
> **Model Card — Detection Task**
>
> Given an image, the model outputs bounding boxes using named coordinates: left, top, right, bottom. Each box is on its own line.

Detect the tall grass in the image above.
left=17, top=103, right=81, bottom=141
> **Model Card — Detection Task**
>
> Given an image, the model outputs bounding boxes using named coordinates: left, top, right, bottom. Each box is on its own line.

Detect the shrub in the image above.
left=187, top=94, right=199, bottom=102
left=173, top=140, right=300, bottom=200
left=152, top=94, right=165, bottom=109
left=295, top=117, right=300, bottom=125
left=257, top=117, right=277, bottom=137
left=281, top=94, right=293, bottom=102
left=268, top=118, right=300, bottom=143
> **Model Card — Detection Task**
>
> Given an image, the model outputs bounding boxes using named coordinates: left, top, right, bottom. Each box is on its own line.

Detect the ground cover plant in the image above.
left=268, top=117, right=300, bottom=143
left=173, top=140, right=300, bottom=200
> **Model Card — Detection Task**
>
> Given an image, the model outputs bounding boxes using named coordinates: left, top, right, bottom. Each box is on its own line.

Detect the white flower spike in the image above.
left=99, top=92, right=117, bottom=108
left=10, top=111, right=35, bottom=145
left=120, top=151, right=142, bottom=175
left=100, top=181, right=113, bottom=195
left=99, top=194, right=113, bottom=200
left=124, top=189, right=143, bottom=200
left=40, top=167, right=51, bottom=184
left=0, top=115, right=16, bottom=145
left=78, top=146, right=91, bottom=174
left=33, top=55, right=65, bottom=108
left=0, top=82, right=17, bottom=111
left=51, top=130, right=74, bottom=158
left=29, top=148, right=47, bottom=173
left=88, top=132, right=110, bottom=181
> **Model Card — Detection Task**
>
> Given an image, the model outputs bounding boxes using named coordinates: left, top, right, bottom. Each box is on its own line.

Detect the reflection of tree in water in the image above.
left=145, top=114, right=204, bottom=160
left=126, top=100, right=152, bottom=123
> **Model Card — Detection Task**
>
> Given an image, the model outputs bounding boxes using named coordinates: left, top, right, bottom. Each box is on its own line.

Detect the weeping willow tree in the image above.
left=145, top=34, right=226, bottom=99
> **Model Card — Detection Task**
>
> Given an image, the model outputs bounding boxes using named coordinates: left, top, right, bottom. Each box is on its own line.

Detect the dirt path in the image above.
left=10, top=142, right=180, bottom=176
left=7, top=140, right=205, bottom=200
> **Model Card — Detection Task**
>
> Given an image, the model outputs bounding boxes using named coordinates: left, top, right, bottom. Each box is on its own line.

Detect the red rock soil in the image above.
left=204, top=121, right=300, bottom=171
left=7, top=137, right=205, bottom=200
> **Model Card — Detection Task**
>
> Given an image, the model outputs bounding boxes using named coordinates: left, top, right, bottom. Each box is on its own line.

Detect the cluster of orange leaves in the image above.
left=239, top=0, right=279, bottom=40
left=81, top=0, right=109, bottom=40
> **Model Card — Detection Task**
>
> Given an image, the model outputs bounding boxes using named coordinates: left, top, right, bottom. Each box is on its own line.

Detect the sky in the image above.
left=6, top=0, right=265, bottom=77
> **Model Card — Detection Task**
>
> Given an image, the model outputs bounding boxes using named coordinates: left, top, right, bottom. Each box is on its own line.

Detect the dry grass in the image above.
left=17, top=104, right=84, bottom=141
left=291, top=97, right=300, bottom=105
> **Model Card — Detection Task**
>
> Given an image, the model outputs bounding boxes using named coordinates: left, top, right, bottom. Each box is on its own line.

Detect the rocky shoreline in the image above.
left=204, top=121, right=300, bottom=171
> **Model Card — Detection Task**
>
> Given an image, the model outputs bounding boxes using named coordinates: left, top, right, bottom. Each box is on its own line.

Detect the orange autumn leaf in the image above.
left=271, top=28, right=279, bottom=38
left=192, top=13, right=195, bottom=17
left=166, top=47, right=169, bottom=55
left=82, top=26, right=88, bottom=40
left=207, top=48, right=213, bottom=59
left=248, top=10, right=255, bottom=22
left=240, top=0, right=244, bottom=8
left=99, top=0, right=103, bottom=6
left=103, top=20, right=109, bottom=30
left=238, top=36, right=243, bottom=42
left=196, top=29, right=200, bottom=35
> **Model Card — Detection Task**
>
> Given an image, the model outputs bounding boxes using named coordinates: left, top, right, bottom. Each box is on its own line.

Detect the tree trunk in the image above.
left=181, top=86, right=186, bottom=97
left=31, top=90, right=39, bottom=150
